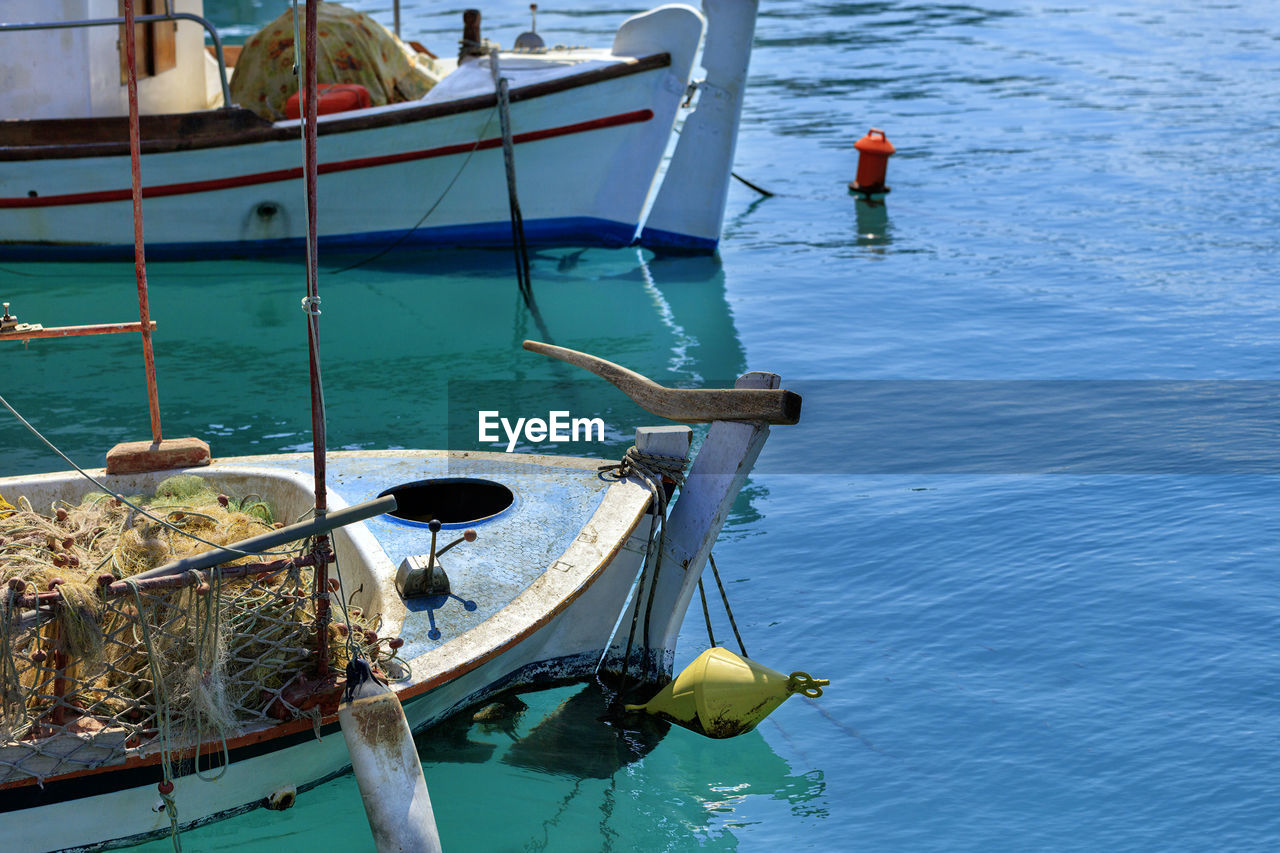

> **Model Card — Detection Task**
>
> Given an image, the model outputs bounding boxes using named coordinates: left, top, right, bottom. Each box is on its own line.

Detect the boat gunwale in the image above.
left=0, top=52, right=672, bottom=161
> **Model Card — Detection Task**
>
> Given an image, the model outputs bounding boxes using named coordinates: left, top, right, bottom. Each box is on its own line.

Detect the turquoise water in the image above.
left=5, top=0, right=1280, bottom=850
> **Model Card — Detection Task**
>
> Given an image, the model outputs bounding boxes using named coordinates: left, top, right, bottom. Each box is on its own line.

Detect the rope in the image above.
left=125, top=578, right=181, bottom=851
left=708, top=553, right=748, bottom=658
left=597, top=446, right=687, bottom=697
left=489, top=50, right=534, bottom=309
left=0, top=586, right=27, bottom=730
left=696, top=577, right=717, bottom=648
left=325, top=106, right=498, bottom=274
left=190, top=568, right=229, bottom=782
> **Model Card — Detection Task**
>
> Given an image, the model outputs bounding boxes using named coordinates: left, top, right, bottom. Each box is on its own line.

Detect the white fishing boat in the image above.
left=0, top=344, right=801, bottom=851
left=0, top=5, right=817, bottom=847
left=0, top=0, right=758, bottom=259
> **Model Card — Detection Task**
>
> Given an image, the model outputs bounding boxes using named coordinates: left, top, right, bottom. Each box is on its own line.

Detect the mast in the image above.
left=299, top=0, right=332, bottom=673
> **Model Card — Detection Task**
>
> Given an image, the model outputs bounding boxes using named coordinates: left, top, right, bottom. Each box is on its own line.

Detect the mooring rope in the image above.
left=0, top=585, right=26, bottom=730
left=190, top=567, right=230, bottom=783
left=326, top=106, right=499, bottom=274
left=696, top=577, right=717, bottom=648
left=489, top=49, right=534, bottom=308
left=597, top=446, right=687, bottom=696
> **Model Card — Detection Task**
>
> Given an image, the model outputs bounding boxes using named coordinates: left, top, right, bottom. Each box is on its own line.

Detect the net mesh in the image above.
left=0, top=476, right=393, bottom=785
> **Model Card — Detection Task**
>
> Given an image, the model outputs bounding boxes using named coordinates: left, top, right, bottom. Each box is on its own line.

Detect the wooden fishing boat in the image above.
left=0, top=5, right=808, bottom=846
left=0, top=345, right=801, bottom=851
left=0, top=0, right=758, bottom=259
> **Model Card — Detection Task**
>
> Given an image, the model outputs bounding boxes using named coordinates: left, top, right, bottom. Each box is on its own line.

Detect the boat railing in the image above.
left=0, top=2, right=232, bottom=109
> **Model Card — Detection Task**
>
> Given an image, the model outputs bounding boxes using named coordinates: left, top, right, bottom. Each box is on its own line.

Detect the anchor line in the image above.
left=697, top=576, right=717, bottom=648
left=490, top=49, right=535, bottom=309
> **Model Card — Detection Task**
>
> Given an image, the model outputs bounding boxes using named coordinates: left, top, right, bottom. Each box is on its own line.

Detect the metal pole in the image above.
left=301, top=0, right=332, bottom=676
left=0, top=321, right=155, bottom=342
left=129, top=495, right=396, bottom=580
left=122, top=0, right=163, bottom=444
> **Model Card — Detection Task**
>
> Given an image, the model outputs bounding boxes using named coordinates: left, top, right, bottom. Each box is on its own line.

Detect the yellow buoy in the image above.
left=625, top=647, right=828, bottom=738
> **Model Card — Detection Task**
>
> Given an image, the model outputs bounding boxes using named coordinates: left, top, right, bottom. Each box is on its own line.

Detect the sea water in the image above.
left=3, top=0, right=1279, bottom=850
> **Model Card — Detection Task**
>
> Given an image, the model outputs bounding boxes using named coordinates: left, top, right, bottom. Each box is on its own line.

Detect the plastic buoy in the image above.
left=625, top=647, right=828, bottom=739
left=849, top=128, right=896, bottom=197
left=339, top=663, right=441, bottom=852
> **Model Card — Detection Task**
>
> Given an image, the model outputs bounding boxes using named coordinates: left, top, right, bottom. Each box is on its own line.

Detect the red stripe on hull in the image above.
left=0, top=109, right=654, bottom=210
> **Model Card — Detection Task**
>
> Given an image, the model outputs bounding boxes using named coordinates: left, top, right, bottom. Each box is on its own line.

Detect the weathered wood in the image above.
left=205, top=43, right=243, bottom=66
left=104, top=437, right=210, bottom=474
left=600, top=372, right=783, bottom=681
left=522, top=340, right=801, bottom=424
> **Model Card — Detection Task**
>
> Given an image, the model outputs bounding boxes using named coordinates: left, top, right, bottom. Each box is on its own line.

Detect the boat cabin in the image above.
left=0, top=0, right=222, bottom=120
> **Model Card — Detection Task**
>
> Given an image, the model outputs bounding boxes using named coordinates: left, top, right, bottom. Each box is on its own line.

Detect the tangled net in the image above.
left=0, top=474, right=277, bottom=589
left=0, top=476, right=397, bottom=784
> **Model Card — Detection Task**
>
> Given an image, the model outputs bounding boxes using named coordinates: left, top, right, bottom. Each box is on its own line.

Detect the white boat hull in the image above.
left=0, top=58, right=683, bottom=260
left=0, top=451, right=657, bottom=851
left=0, top=3, right=715, bottom=259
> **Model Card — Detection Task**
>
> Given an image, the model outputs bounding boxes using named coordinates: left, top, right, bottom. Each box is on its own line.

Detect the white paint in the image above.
left=612, top=4, right=705, bottom=76
left=0, top=0, right=217, bottom=120
left=606, top=372, right=780, bottom=676
left=0, top=377, right=773, bottom=849
left=0, top=7, right=710, bottom=253
left=0, top=450, right=664, bottom=850
left=635, top=424, right=692, bottom=460
left=640, top=0, right=761, bottom=247
left=339, top=689, right=441, bottom=853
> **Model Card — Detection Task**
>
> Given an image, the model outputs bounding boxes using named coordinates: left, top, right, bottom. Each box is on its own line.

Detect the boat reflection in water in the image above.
left=1, top=248, right=746, bottom=476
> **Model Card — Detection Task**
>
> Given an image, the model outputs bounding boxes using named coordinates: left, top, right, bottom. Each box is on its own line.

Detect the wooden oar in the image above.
left=522, top=340, right=801, bottom=424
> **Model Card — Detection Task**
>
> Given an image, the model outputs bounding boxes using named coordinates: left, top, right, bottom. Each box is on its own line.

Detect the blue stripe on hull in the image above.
left=0, top=217, right=641, bottom=262
left=637, top=225, right=719, bottom=253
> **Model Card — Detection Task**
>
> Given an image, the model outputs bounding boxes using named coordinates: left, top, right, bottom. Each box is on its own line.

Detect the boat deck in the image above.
left=236, top=450, right=619, bottom=657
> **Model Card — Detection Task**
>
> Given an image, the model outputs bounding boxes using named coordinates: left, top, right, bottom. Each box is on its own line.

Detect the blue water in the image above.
left=5, top=0, right=1280, bottom=850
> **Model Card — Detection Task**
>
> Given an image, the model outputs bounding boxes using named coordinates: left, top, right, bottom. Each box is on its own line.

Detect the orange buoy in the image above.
left=849, top=128, right=896, bottom=196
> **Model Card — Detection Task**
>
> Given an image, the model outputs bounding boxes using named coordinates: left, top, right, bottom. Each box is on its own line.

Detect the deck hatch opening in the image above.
left=378, top=478, right=514, bottom=526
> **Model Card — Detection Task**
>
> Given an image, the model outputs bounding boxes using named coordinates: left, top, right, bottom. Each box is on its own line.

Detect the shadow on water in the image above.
left=415, top=680, right=829, bottom=847
left=419, top=682, right=670, bottom=780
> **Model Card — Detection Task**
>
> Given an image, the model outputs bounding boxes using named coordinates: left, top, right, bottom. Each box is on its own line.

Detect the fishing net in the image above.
left=229, top=1, right=443, bottom=121
left=0, top=476, right=397, bottom=785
